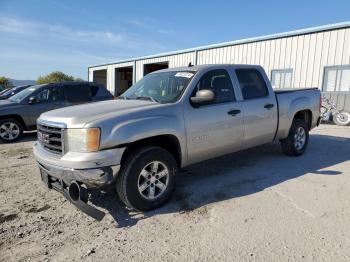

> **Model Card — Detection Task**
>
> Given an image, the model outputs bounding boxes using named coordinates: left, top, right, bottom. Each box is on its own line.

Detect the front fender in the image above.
left=99, top=115, right=187, bottom=161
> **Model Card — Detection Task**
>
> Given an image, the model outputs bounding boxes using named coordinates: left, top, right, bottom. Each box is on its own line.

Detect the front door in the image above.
left=184, top=69, right=244, bottom=165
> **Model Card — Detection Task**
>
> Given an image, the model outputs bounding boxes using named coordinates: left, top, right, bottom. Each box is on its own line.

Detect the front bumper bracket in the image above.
left=40, top=170, right=105, bottom=221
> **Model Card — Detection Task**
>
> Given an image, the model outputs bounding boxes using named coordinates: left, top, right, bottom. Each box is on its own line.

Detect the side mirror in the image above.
left=28, top=96, right=36, bottom=104
left=190, top=89, right=215, bottom=106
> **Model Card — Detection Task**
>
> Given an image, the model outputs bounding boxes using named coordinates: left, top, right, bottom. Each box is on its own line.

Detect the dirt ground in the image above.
left=0, top=125, right=350, bottom=262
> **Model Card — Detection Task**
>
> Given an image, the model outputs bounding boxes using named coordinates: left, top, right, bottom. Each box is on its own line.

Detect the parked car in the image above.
left=0, top=81, right=113, bottom=142
left=33, top=65, right=321, bottom=220
left=0, top=85, right=7, bottom=93
left=0, top=85, right=32, bottom=100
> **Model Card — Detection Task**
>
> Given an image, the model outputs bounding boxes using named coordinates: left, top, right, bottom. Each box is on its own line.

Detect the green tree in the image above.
left=0, top=76, right=13, bottom=90
left=37, top=71, right=75, bottom=84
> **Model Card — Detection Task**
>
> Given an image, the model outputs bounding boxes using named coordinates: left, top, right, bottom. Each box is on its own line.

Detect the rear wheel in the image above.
left=280, top=119, right=309, bottom=156
left=0, top=118, right=23, bottom=143
left=333, top=111, right=350, bottom=126
left=116, top=146, right=177, bottom=211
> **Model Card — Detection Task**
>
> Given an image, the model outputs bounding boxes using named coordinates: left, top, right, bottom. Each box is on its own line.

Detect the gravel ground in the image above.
left=0, top=125, right=350, bottom=262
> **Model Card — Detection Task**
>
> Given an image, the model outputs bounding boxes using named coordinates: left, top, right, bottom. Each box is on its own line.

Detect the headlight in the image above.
left=65, top=128, right=100, bottom=152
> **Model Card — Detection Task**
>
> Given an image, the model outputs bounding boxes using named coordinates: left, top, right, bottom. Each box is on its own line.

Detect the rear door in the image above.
left=64, top=84, right=92, bottom=105
left=233, top=68, right=278, bottom=149
left=184, top=68, right=244, bottom=165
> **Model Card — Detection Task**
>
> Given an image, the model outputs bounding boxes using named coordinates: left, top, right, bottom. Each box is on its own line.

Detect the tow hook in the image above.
left=65, top=181, right=105, bottom=221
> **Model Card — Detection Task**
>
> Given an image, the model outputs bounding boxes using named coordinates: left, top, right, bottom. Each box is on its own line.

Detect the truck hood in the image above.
left=39, top=99, right=162, bottom=128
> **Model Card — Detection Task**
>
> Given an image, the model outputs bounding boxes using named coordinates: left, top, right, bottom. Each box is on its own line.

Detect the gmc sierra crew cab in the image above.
left=33, top=64, right=321, bottom=220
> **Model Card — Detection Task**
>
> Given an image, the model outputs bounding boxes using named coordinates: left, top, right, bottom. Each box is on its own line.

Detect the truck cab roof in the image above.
left=152, top=64, right=264, bottom=74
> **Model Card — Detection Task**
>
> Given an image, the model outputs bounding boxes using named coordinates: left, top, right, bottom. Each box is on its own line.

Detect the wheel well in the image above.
left=0, top=115, right=27, bottom=130
left=293, top=110, right=312, bottom=130
left=121, top=135, right=182, bottom=167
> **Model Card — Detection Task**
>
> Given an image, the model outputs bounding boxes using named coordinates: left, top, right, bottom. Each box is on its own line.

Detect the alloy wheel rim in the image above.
left=138, top=161, right=169, bottom=200
left=294, top=126, right=306, bottom=150
left=0, top=122, right=20, bottom=141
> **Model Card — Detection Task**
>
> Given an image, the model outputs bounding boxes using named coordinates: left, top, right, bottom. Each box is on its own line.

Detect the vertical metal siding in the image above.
left=135, top=52, right=196, bottom=81
left=90, top=26, right=350, bottom=109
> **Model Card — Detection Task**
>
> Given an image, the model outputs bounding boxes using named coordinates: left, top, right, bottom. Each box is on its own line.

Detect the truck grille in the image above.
left=37, top=124, right=64, bottom=154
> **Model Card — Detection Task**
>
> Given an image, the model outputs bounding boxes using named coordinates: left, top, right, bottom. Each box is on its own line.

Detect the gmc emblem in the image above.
left=38, top=131, right=50, bottom=143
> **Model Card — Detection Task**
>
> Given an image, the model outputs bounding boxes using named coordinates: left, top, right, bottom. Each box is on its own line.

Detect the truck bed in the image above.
left=274, top=87, right=321, bottom=140
left=274, top=87, right=318, bottom=94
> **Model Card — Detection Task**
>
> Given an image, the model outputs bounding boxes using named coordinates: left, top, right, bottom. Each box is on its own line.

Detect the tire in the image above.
left=280, top=119, right=309, bottom=156
left=116, top=146, right=177, bottom=211
left=0, top=118, right=23, bottom=143
left=333, top=111, right=350, bottom=126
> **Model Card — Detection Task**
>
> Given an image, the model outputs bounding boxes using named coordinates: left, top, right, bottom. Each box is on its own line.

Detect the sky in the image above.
left=1, top=0, right=350, bottom=80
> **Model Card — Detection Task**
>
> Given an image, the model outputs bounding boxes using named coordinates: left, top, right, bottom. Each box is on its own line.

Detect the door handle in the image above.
left=264, top=103, right=275, bottom=109
left=227, top=109, right=241, bottom=116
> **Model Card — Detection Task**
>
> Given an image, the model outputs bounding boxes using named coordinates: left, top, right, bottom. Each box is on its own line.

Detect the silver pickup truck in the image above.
left=33, top=64, right=321, bottom=220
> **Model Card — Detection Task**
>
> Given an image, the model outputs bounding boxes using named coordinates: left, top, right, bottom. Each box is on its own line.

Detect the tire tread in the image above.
left=280, top=119, right=309, bottom=156
left=116, top=146, right=177, bottom=211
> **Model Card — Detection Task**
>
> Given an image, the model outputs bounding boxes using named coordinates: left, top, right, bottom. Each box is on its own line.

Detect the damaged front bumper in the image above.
left=38, top=161, right=120, bottom=221
left=33, top=142, right=124, bottom=221
left=37, top=160, right=120, bottom=188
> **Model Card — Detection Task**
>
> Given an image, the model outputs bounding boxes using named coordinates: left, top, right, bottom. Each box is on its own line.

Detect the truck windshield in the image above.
left=120, top=71, right=195, bottom=103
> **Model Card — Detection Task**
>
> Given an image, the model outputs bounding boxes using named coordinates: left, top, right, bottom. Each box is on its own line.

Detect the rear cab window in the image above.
left=64, top=84, right=91, bottom=103
left=235, top=69, right=269, bottom=100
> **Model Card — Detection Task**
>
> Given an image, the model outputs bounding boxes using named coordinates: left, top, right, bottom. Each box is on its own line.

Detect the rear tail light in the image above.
left=319, top=95, right=322, bottom=111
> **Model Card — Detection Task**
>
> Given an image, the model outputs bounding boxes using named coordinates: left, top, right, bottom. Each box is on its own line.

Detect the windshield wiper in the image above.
left=135, top=96, right=158, bottom=103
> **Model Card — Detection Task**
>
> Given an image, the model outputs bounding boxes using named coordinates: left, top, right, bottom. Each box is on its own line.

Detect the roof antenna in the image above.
left=188, top=62, right=193, bottom=67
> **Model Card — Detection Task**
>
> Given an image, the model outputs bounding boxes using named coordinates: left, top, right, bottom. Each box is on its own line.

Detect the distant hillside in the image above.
left=9, top=79, right=36, bottom=86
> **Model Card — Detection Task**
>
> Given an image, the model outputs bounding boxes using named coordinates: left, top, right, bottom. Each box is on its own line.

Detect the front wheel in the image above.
left=0, top=118, right=23, bottom=143
left=333, top=111, right=350, bottom=126
left=280, top=119, right=309, bottom=156
left=116, top=146, right=177, bottom=211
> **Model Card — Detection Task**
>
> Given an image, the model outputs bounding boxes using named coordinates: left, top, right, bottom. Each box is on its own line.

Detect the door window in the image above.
left=192, top=69, right=235, bottom=104
left=35, top=88, right=50, bottom=103
left=236, top=69, right=268, bottom=100
left=34, top=86, right=64, bottom=103
left=64, top=84, right=91, bottom=103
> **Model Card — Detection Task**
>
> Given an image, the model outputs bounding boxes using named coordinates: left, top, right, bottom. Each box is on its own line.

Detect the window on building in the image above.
left=271, top=69, right=293, bottom=89
left=323, top=65, right=350, bottom=92
left=236, top=69, right=268, bottom=100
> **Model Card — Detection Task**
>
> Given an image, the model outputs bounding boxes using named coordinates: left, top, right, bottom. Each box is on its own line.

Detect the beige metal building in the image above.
left=88, top=21, right=350, bottom=110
